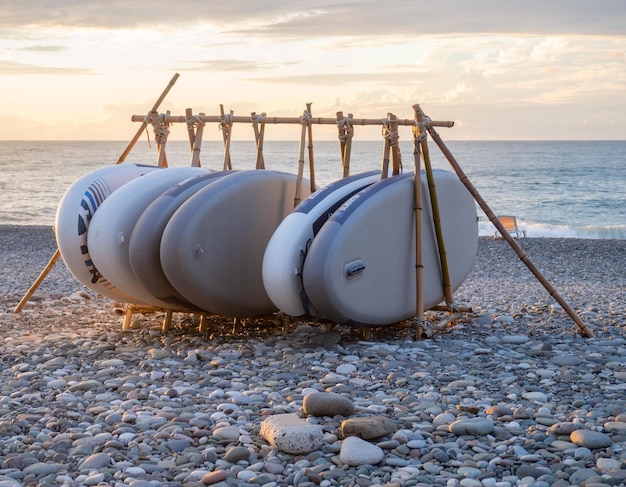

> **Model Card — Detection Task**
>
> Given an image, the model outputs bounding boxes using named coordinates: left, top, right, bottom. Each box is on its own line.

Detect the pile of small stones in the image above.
left=0, top=226, right=624, bottom=487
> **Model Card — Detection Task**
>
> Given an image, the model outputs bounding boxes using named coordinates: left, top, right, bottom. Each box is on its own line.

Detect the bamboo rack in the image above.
left=14, top=71, right=594, bottom=339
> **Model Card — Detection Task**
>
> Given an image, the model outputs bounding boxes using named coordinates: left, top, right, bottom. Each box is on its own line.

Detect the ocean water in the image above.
left=0, top=139, right=624, bottom=239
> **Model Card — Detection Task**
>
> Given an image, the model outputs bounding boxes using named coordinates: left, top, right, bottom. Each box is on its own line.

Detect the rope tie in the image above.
left=151, top=112, right=170, bottom=145
left=414, top=116, right=431, bottom=141
left=250, top=113, right=265, bottom=126
left=187, top=114, right=205, bottom=128
left=299, top=110, right=313, bottom=126
left=336, top=116, right=354, bottom=142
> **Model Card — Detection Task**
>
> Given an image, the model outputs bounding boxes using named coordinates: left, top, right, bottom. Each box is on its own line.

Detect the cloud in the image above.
left=180, top=58, right=287, bottom=72
left=17, top=45, right=66, bottom=52
left=0, top=60, right=94, bottom=75
left=1, top=0, right=625, bottom=37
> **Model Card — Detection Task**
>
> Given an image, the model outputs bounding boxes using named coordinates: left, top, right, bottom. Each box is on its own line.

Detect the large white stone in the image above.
left=260, top=413, right=324, bottom=454
left=339, top=436, right=384, bottom=466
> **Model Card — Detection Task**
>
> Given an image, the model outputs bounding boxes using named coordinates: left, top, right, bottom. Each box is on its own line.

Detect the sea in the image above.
left=1, top=139, right=625, bottom=239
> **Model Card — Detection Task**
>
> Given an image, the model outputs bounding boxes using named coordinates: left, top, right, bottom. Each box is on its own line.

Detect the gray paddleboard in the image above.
left=302, top=170, right=478, bottom=326
left=129, top=170, right=233, bottom=310
left=161, top=170, right=313, bottom=317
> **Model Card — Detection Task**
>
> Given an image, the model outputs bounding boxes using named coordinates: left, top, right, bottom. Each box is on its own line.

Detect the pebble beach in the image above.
left=1, top=225, right=625, bottom=487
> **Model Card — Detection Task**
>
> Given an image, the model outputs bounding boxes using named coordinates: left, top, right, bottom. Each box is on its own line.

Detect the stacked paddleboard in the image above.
left=56, top=164, right=477, bottom=326
left=55, top=166, right=312, bottom=315
left=263, top=169, right=478, bottom=326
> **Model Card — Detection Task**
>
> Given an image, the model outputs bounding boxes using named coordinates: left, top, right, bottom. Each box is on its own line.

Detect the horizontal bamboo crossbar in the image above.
left=132, top=114, right=455, bottom=128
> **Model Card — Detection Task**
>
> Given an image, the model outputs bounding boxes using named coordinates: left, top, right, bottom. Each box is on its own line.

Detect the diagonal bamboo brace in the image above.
left=419, top=107, right=595, bottom=338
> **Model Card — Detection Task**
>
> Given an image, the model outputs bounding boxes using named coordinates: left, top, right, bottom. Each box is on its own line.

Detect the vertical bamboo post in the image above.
left=425, top=117, right=595, bottom=338
left=191, top=113, right=205, bottom=168
left=336, top=112, right=354, bottom=178
left=220, top=105, right=233, bottom=171
left=117, top=72, right=180, bottom=164
left=155, top=110, right=170, bottom=168
left=411, top=115, right=425, bottom=327
left=251, top=112, right=266, bottom=170
left=343, top=114, right=354, bottom=178
left=389, top=114, right=402, bottom=176
left=380, top=115, right=392, bottom=179
left=294, top=113, right=308, bottom=207
left=413, top=105, right=453, bottom=307
left=305, top=103, right=316, bottom=192
left=185, top=107, right=196, bottom=153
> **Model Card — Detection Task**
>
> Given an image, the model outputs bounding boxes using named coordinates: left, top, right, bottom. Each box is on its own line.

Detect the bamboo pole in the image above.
left=423, top=111, right=595, bottom=338
left=185, top=107, right=196, bottom=153
left=131, top=113, right=455, bottom=128
left=337, top=111, right=347, bottom=176
left=305, top=103, right=316, bottom=192
left=155, top=110, right=170, bottom=168
left=389, top=114, right=402, bottom=176
left=411, top=118, right=425, bottom=329
left=380, top=115, right=392, bottom=179
left=117, top=72, right=180, bottom=164
left=251, top=112, right=266, bottom=169
left=13, top=248, right=61, bottom=312
left=220, top=105, right=233, bottom=170
left=294, top=116, right=308, bottom=207
left=413, top=105, right=454, bottom=307
left=191, top=112, right=205, bottom=167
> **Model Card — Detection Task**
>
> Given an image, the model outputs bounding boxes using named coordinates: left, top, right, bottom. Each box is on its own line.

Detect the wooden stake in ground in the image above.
left=419, top=105, right=595, bottom=338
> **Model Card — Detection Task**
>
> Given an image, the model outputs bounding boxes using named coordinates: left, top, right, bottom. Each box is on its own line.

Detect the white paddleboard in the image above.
left=129, top=170, right=233, bottom=309
left=262, top=170, right=381, bottom=317
left=55, top=164, right=161, bottom=302
left=302, top=170, right=478, bottom=326
left=161, top=170, right=313, bottom=317
left=87, top=166, right=210, bottom=307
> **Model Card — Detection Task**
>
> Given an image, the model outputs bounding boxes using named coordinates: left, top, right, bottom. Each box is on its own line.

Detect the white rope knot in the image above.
left=220, top=113, right=233, bottom=128
left=299, top=110, right=313, bottom=126
left=250, top=113, right=264, bottom=126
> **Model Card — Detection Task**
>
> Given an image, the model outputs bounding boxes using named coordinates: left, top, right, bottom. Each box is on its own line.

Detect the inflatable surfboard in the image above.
left=302, top=170, right=478, bottom=326
left=54, top=164, right=162, bottom=303
left=262, top=170, right=381, bottom=317
left=87, top=166, right=210, bottom=307
left=129, top=170, right=233, bottom=309
left=161, top=170, right=313, bottom=317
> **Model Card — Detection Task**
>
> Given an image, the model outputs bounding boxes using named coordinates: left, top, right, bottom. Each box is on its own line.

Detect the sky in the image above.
left=1, top=1, right=625, bottom=141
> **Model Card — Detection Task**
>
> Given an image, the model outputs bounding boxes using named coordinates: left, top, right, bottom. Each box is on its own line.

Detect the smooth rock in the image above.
left=448, top=418, right=494, bottom=436
left=340, top=416, right=397, bottom=439
left=570, top=430, right=613, bottom=449
left=260, top=413, right=324, bottom=454
left=302, top=391, right=355, bottom=417
left=339, top=436, right=384, bottom=466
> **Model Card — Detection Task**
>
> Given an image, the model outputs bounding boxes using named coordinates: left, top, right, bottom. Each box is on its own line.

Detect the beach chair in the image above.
left=494, top=215, right=526, bottom=238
